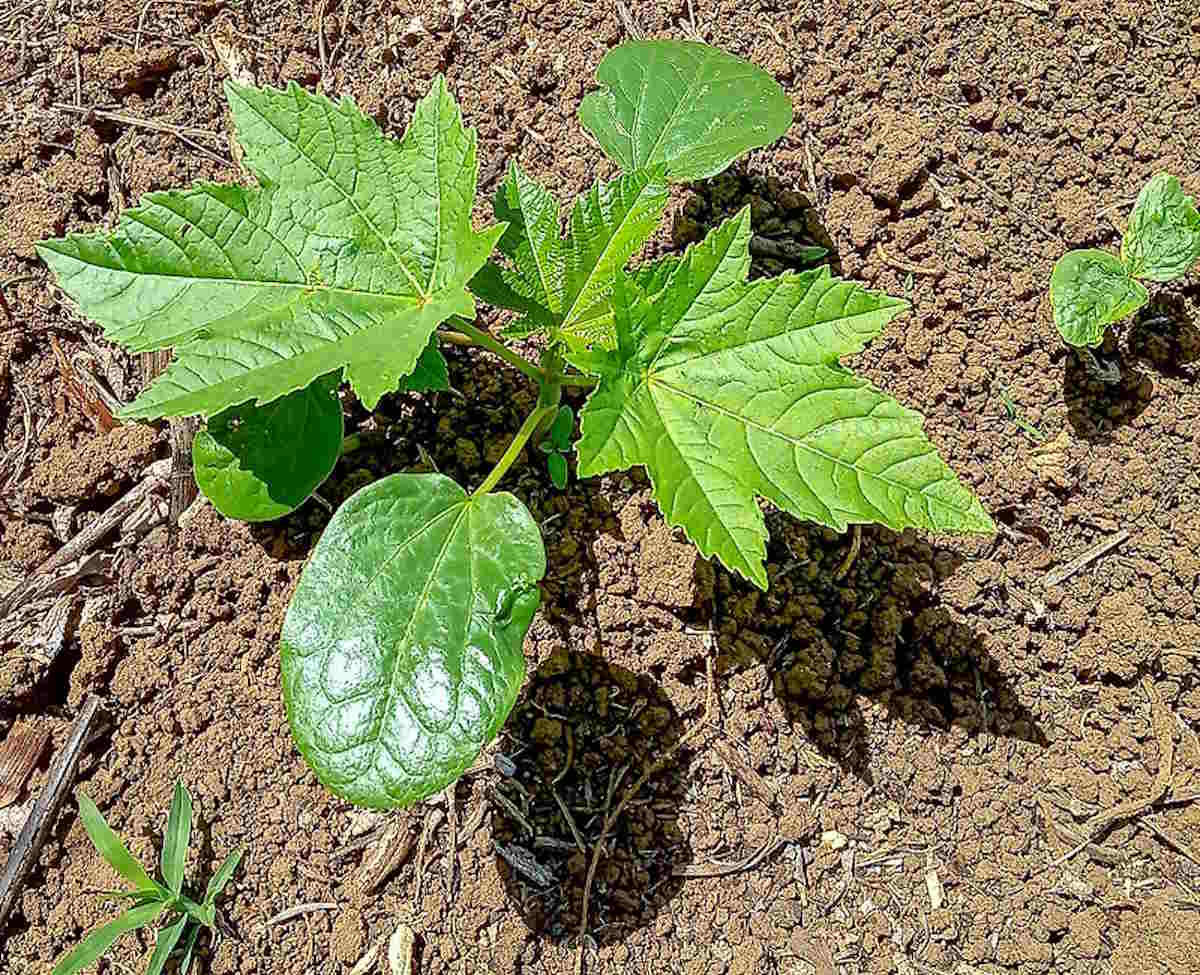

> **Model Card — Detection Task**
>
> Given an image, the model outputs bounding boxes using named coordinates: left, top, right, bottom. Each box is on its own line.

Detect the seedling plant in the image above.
left=39, top=41, right=993, bottom=811
left=1051, top=172, right=1200, bottom=377
left=53, top=782, right=242, bottom=975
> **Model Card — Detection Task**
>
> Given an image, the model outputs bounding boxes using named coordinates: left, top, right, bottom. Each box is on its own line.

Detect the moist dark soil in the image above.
left=2, top=2, right=1200, bottom=974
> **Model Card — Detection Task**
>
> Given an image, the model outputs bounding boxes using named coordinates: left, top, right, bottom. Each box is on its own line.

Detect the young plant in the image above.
left=38, top=40, right=993, bottom=811
left=53, top=782, right=242, bottom=975
left=1051, top=172, right=1200, bottom=351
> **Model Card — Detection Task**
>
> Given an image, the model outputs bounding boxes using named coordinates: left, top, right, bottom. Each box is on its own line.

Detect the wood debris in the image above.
left=388, top=923, right=415, bottom=975
left=0, top=696, right=103, bottom=928
left=0, top=725, right=50, bottom=808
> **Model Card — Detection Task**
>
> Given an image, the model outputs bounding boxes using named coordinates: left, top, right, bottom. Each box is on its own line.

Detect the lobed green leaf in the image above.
left=1121, top=172, right=1200, bottom=282
left=38, top=78, right=501, bottom=419
left=579, top=40, right=794, bottom=182
left=577, top=209, right=994, bottom=589
left=474, top=165, right=669, bottom=344
left=1050, top=249, right=1148, bottom=349
left=281, top=473, right=546, bottom=808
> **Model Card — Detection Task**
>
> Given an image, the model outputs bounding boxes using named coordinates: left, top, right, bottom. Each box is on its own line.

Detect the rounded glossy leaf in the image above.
left=1050, top=249, right=1148, bottom=349
left=579, top=40, right=794, bottom=182
left=281, top=473, right=546, bottom=809
left=193, top=374, right=343, bottom=522
left=1121, top=172, right=1200, bottom=282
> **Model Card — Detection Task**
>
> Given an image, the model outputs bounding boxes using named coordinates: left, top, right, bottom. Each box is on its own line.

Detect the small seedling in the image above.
left=537, top=405, right=574, bottom=489
left=1051, top=173, right=1200, bottom=357
left=39, top=40, right=993, bottom=811
left=53, top=782, right=242, bottom=975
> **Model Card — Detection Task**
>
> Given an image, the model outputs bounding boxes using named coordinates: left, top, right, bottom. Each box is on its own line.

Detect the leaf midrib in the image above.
left=562, top=177, right=660, bottom=328
left=371, top=501, right=470, bottom=766
left=54, top=256, right=425, bottom=303
left=639, top=45, right=716, bottom=170
left=648, top=375, right=961, bottom=519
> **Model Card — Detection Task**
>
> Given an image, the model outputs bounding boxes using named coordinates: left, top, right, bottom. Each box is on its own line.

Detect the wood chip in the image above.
left=711, top=737, right=776, bottom=808
left=1078, top=677, right=1173, bottom=837
left=0, top=725, right=49, bottom=809
left=494, top=842, right=555, bottom=887
left=348, top=939, right=383, bottom=975
left=1041, top=530, right=1129, bottom=589
left=388, top=923, right=415, bottom=975
left=822, top=830, right=848, bottom=850
left=357, top=818, right=416, bottom=894
left=265, top=902, right=338, bottom=926
left=924, top=867, right=945, bottom=910
left=672, top=834, right=784, bottom=878
left=0, top=696, right=103, bottom=928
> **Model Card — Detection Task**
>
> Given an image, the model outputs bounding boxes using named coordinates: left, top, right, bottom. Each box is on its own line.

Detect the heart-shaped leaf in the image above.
left=1051, top=249, right=1148, bottom=349
left=193, top=373, right=343, bottom=522
left=281, top=473, right=545, bottom=808
left=579, top=40, right=793, bottom=182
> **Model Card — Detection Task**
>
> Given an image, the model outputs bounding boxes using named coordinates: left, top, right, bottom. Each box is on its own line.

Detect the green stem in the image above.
left=558, top=372, right=598, bottom=389
left=439, top=320, right=545, bottom=385
left=473, top=403, right=557, bottom=497
left=338, top=432, right=388, bottom=456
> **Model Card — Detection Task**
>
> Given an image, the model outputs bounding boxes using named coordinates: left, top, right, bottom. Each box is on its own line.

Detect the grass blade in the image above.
left=204, top=848, right=244, bottom=908
left=161, top=781, right=192, bottom=895
left=178, top=923, right=202, bottom=975
left=76, top=793, right=158, bottom=893
left=50, top=902, right=164, bottom=975
left=146, top=914, right=189, bottom=975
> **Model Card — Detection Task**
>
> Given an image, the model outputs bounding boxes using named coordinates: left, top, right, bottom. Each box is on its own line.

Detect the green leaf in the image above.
left=563, top=253, right=682, bottom=362
left=576, top=209, right=994, bottom=589
left=51, top=903, right=165, bottom=975
left=477, top=165, right=669, bottom=342
left=560, top=166, right=669, bottom=333
left=203, top=848, right=244, bottom=910
left=1121, top=172, right=1200, bottom=282
left=281, top=473, right=546, bottom=808
left=178, top=924, right=202, bottom=975
left=146, top=914, right=189, bottom=975
left=1050, top=249, right=1148, bottom=349
left=489, top=163, right=565, bottom=322
left=193, top=373, right=343, bottom=522
left=161, top=781, right=192, bottom=895
left=549, top=405, right=574, bottom=451
left=579, top=40, right=794, bottom=182
left=76, top=793, right=160, bottom=894
left=397, top=336, right=451, bottom=393
left=37, top=78, right=503, bottom=420
left=547, top=452, right=568, bottom=490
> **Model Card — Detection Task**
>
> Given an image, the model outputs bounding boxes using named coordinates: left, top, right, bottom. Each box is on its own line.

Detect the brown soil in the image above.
left=2, top=2, right=1200, bottom=975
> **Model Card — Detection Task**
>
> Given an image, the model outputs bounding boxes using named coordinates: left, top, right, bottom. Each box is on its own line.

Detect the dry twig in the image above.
left=0, top=696, right=103, bottom=927
left=1041, top=530, right=1129, bottom=589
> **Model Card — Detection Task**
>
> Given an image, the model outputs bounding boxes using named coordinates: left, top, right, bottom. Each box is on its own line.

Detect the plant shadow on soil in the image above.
left=704, top=518, right=1048, bottom=787
left=1063, top=296, right=1200, bottom=443
left=490, top=650, right=691, bottom=947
